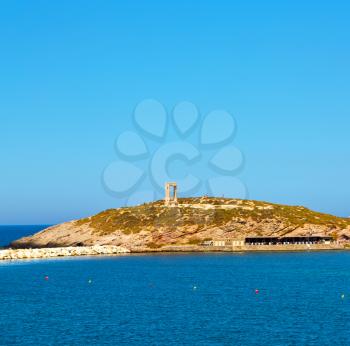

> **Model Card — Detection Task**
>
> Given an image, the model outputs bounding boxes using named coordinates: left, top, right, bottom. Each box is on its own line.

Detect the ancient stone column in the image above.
left=164, top=182, right=178, bottom=207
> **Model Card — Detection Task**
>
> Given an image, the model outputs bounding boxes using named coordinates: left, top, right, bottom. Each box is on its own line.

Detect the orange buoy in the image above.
left=255, top=289, right=259, bottom=294
left=45, top=276, right=49, bottom=281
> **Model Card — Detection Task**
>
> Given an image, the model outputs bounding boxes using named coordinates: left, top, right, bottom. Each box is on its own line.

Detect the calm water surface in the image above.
left=0, top=225, right=50, bottom=247
left=1, top=252, right=350, bottom=345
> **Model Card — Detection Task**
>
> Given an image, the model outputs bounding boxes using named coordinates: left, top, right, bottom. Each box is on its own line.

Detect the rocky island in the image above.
left=10, top=197, right=350, bottom=254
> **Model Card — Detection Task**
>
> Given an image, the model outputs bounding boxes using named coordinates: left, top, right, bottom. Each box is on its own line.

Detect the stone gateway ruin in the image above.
left=164, top=182, right=178, bottom=207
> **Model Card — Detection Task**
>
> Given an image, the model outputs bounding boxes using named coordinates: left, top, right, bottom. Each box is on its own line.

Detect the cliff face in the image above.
left=11, top=197, right=350, bottom=250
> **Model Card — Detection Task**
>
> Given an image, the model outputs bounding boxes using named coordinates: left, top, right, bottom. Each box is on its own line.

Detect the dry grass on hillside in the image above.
left=74, top=198, right=350, bottom=236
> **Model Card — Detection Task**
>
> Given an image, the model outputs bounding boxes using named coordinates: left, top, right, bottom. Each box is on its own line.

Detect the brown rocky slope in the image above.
left=11, top=197, right=350, bottom=251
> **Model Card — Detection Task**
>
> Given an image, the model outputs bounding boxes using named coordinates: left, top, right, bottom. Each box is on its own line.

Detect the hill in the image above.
left=11, top=197, right=350, bottom=251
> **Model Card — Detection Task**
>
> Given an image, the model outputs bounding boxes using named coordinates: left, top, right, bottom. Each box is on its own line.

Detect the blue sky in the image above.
left=1, top=1, right=349, bottom=224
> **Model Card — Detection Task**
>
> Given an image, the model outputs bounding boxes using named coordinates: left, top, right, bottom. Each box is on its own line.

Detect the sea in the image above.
left=0, top=225, right=50, bottom=247
left=1, top=227, right=350, bottom=345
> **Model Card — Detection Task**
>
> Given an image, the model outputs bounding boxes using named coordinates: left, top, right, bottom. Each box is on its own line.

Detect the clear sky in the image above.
left=1, top=1, right=349, bottom=224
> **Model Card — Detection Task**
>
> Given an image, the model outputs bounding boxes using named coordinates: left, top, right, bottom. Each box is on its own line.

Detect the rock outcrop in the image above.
left=11, top=197, right=350, bottom=251
left=0, top=245, right=130, bottom=260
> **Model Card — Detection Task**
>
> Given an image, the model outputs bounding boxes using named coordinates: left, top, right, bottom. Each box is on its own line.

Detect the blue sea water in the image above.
left=0, top=225, right=50, bottom=247
left=1, top=252, right=350, bottom=345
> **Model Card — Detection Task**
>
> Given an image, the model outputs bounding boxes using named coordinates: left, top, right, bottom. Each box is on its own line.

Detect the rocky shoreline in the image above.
left=0, top=245, right=130, bottom=261
left=1, top=243, right=348, bottom=261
